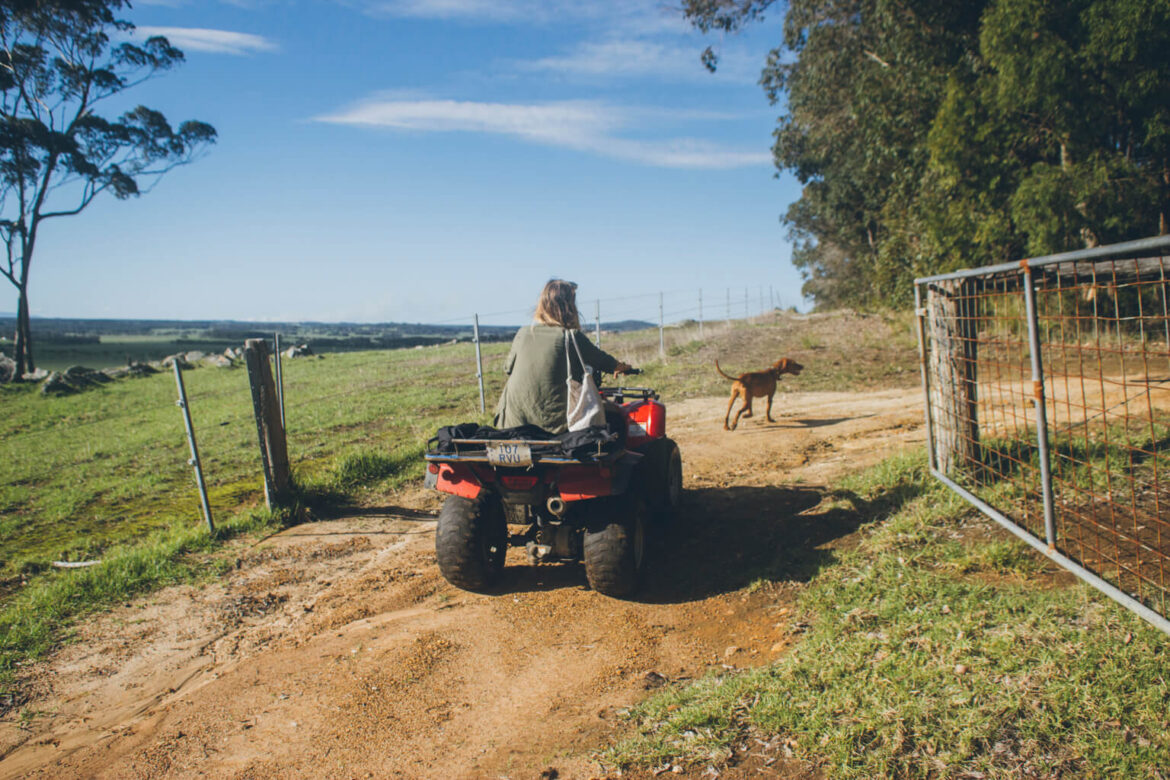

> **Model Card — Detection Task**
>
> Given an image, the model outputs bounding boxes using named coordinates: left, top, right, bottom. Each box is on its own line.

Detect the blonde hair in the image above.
left=534, top=279, right=580, bottom=330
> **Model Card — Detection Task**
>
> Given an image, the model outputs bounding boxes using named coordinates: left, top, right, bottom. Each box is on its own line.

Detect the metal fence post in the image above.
left=473, top=314, right=486, bottom=414
left=914, top=284, right=937, bottom=472
left=744, top=288, right=749, bottom=318
left=698, top=289, right=704, bottom=340
left=658, top=292, right=665, bottom=359
left=595, top=299, right=601, bottom=346
left=1021, top=264, right=1058, bottom=549
left=173, top=362, right=214, bottom=534
left=726, top=288, right=731, bottom=323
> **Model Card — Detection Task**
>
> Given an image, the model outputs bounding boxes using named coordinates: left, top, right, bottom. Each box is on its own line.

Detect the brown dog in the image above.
left=716, top=358, right=804, bottom=430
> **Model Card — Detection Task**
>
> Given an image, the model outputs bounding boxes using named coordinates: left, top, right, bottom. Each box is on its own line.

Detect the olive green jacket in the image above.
left=493, top=323, right=619, bottom=434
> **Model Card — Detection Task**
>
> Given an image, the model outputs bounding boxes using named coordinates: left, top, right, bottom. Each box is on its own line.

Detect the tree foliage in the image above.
left=0, top=0, right=216, bottom=374
left=684, top=0, right=1170, bottom=309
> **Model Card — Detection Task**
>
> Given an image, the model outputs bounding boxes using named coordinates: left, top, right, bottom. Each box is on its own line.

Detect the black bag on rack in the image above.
left=428, top=423, right=554, bottom=454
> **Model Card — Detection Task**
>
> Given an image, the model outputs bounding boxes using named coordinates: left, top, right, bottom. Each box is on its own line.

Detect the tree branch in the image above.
left=39, top=181, right=104, bottom=220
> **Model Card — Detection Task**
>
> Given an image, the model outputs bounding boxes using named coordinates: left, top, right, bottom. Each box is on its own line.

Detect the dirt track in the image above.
left=0, top=388, right=926, bottom=779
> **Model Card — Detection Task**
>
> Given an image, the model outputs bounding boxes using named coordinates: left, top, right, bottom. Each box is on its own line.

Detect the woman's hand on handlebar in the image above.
left=613, top=361, right=640, bottom=375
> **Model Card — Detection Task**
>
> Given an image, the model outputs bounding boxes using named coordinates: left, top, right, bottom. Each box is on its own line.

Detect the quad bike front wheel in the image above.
left=435, top=493, right=507, bottom=591
left=583, top=493, right=648, bottom=598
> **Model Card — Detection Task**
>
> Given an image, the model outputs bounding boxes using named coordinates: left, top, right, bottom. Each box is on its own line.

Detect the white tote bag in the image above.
left=565, top=330, right=606, bottom=431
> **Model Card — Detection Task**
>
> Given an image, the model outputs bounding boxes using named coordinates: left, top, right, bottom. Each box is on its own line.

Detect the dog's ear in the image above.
left=774, top=359, right=788, bottom=372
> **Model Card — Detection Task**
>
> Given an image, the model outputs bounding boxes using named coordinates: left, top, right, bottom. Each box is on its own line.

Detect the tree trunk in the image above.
left=1161, top=169, right=1169, bottom=235
left=17, top=230, right=36, bottom=375
left=21, top=288, right=33, bottom=374
left=928, top=279, right=980, bottom=474
left=12, top=290, right=29, bottom=377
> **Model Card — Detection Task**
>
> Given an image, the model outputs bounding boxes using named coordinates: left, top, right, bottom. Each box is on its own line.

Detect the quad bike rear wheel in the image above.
left=435, top=494, right=507, bottom=591
left=583, top=493, right=647, bottom=598
left=640, top=437, right=682, bottom=522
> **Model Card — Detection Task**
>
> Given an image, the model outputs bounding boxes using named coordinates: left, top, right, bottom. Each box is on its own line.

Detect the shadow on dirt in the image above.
left=634, top=476, right=930, bottom=604
left=729, top=414, right=874, bottom=433
left=314, top=505, right=437, bottom=521
left=636, top=485, right=833, bottom=604
left=493, top=560, right=596, bottom=594
left=482, top=476, right=932, bottom=602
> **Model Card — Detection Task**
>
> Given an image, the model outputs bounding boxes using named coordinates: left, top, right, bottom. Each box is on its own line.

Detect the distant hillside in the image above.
left=0, top=316, right=659, bottom=340
left=0, top=316, right=662, bottom=370
left=599, top=320, right=655, bottom=332
left=0, top=316, right=518, bottom=339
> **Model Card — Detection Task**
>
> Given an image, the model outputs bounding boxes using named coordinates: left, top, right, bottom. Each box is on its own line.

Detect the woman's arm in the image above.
left=572, top=330, right=626, bottom=374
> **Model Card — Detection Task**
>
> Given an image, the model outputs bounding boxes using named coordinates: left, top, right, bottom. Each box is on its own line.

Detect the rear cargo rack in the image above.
left=424, top=437, right=614, bottom=464
left=600, top=386, right=658, bottom=403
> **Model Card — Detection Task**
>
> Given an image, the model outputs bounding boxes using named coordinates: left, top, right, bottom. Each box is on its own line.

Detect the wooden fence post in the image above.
left=244, top=338, right=291, bottom=508
left=927, top=279, right=981, bottom=474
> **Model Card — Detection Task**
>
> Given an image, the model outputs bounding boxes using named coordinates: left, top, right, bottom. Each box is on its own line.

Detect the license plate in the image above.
left=486, top=442, right=533, bottom=468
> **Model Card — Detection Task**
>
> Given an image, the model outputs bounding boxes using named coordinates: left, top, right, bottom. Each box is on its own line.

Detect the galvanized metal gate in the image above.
left=915, top=235, right=1170, bottom=635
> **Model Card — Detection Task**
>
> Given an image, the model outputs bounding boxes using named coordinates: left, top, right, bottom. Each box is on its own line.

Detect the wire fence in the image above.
left=916, top=234, right=1170, bottom=636
left=0, top=284, right=783, bottom=570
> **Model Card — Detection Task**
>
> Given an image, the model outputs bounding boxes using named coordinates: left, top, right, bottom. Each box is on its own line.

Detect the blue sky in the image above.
left=26, top=0, right=803, bottom=327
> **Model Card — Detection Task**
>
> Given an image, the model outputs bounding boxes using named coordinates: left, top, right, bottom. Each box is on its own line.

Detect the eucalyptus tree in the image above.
left=686, top=0, right=1170, bottom=309
left=686, top=0, right=986, bottom=307
left=0, top=0, right=216, bottom=375
left=928, top=0, right=1170, bottom=261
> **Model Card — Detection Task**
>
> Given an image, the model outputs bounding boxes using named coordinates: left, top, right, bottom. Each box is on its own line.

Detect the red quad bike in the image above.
left=424, top=371, right=682, bottom=598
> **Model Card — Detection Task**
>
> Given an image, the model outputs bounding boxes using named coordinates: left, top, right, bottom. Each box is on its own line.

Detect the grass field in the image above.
left=0, top=342, right=507, bottom=582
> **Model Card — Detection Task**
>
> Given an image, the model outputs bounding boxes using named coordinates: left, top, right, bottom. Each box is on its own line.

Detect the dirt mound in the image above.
left=0, top=389, right=925, bottom=779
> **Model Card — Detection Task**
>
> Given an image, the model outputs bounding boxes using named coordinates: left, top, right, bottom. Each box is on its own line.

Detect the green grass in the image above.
left=608, top=453, right=1170, bottom=778
left=0, top=343, right=508, bottom=583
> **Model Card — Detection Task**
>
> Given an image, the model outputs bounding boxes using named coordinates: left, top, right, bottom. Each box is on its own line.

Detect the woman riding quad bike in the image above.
left=423, top=280, right=682, bottom=598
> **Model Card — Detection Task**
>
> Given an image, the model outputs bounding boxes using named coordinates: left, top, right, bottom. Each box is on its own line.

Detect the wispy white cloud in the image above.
left=135, top=26, right=278, bottom=56
left=519, top=38, right=765, bottom=85
left=343, top=1, right=757, bottom=83
left=360, top=0, right=527, bottom=21
left=316, top=98, right=616, bottom=145
left=522, top=39, right=696, bottom=79
left=348, top=0, right=687, bottom=31
left=314, top=97, right=770, bottom=169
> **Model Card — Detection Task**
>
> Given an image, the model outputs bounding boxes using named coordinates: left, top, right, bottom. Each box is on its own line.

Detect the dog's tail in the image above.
left=714, top=360, right=738, bottom=382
